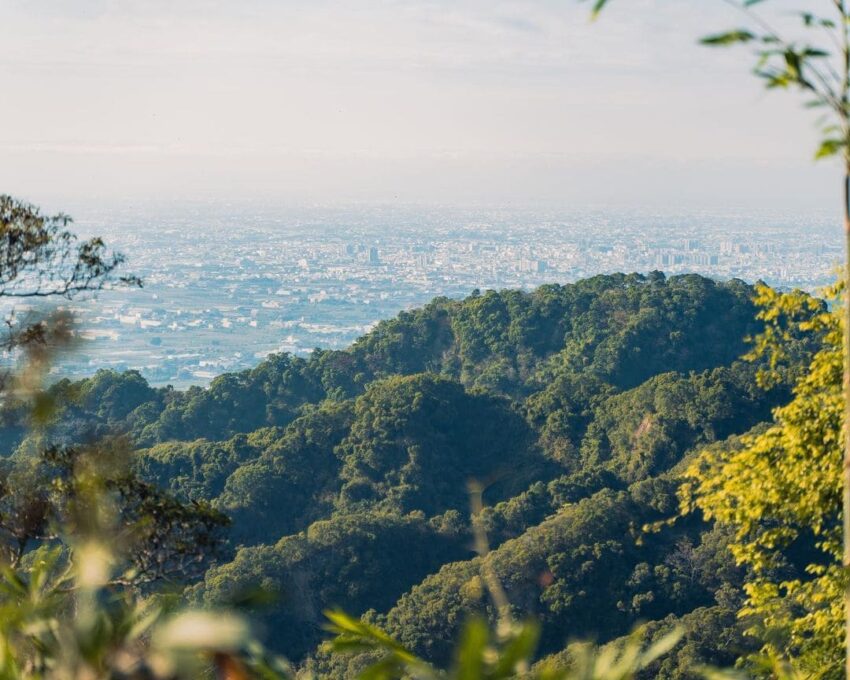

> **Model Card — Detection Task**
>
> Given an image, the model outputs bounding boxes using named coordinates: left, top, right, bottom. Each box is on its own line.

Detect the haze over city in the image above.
left=2, top=0, right=844, bottom=386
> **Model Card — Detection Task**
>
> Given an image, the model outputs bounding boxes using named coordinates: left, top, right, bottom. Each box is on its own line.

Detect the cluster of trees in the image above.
left=0, top=268, right=826, bottom=678
left=9, top=272, right=761, bottom=450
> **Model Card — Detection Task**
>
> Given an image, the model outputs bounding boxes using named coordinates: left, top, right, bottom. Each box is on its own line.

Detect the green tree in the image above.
left=588, top=1, right=850, bottom=674
left=319, top=482, right=683, bottom=680
left=680, top=285, right=841, bottom=676
left=0, top=195, right=140, bottom=392
left=0, top=440, right=230, bottom=587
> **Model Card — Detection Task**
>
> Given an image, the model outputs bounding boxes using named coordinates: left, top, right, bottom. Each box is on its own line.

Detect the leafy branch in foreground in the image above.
left=0, top=542, right=293, bottom=679
left=0, top=400, right=290, bottom=679
left=324, top=610, right=681, bottom=680
left=586, top=1, right=850, bottom=159
left=0, top=436, right=231, bottom=586
left=0, top=195, right=140, bottom=300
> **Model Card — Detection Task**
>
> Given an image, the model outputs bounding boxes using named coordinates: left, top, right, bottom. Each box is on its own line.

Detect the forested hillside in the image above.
left=0, top=272, right=820, bottom=678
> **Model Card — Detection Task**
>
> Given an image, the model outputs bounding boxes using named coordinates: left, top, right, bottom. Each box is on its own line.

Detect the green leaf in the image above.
left=454, top=619, right=488, bottom=680
left=639, top=628, right=684, bottom=666
left=357, top=657, right=406, bottom=680
left=700, top=30, right=756, bottom=46
left=814, top=138, right=846, bottom=159
left=589, top=0, right=609, bottom=19
left=801, top=12, right=835, bottom=29
left=783, top=50, right=801, bottom=79
left=492, top=620, right=541, bottom=677
left=324, top=610, right=419, bottom=664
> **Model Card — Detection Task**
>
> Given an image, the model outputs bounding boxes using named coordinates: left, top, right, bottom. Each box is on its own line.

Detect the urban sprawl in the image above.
left=24, top=205, right=839, bottom=387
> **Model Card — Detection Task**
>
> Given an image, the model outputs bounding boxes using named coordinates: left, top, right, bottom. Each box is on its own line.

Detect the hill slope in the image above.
left=2, top=272, right=818, bottom=677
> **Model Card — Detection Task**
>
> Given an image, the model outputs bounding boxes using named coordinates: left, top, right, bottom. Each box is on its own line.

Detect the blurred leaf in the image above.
left=638, top=628, right=683, bottom=666
left=325, top=610, right=420, bottom=664
left=815, top=138, right=846, bottom=159
left=801, top=47, right=829, bottom=58
left=152, top=611, right=252, bottom=653
left=75, top=540, right=114, bottom=589
left=591, top=0, right=609, bottom=18
left=30, top=392, right=55, bottom=425
left=700, top=30, right=756, bottom=46
left=492, top=620, right=540, bottom=677
left=454, top=618, right=487, bottom=680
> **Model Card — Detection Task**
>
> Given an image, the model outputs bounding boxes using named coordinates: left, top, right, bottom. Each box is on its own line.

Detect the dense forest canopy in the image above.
left=0, top=271, right=827, bottom=678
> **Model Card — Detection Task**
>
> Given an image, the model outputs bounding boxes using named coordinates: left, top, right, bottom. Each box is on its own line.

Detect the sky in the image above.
left=0, top=0, right=841, bottom=212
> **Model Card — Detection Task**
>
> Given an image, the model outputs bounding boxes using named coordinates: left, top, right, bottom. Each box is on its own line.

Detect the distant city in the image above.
left=20, top=204, right=841, bottom=388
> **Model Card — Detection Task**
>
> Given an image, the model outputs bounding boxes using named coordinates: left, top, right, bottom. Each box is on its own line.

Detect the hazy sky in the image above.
left=0, top=0, right=841, bottom=211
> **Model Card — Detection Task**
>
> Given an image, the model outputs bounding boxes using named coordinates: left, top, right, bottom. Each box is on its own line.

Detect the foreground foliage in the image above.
left=0, top=447, right=290, bottom=679
left=321, top=610, right=681, bottom=680
left=683, top=284, right=845, bottom=677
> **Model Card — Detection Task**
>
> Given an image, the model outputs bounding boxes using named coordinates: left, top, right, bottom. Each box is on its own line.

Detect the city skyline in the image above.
left=28, top=203, right=840, bottom=388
